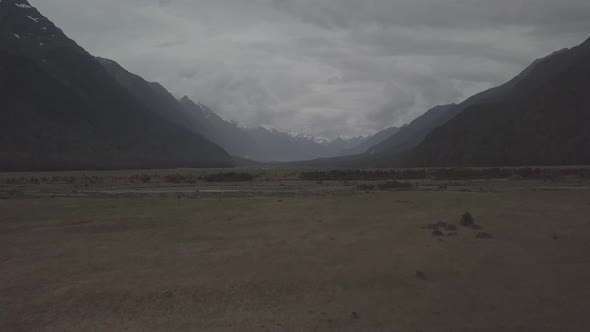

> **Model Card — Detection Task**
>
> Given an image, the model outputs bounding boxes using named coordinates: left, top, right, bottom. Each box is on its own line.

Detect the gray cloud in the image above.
left=30, top=0, right=590, bottom=137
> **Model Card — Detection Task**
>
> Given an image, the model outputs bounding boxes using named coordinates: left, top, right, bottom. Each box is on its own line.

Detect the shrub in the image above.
left=299, top=169, right=427, bottom=182
left=129, top=174, right=152, bottom=184
left=460, top=212, right=475, bottom=227
left=200, top=172, right=254, bottom=183
left=139, top=174, right=152, bottom=183
left=7, top=189, right=25, bottom=197
left=445, top=224, right=458, bottom=231
left=377, top=181, right=414, bottom=190
left=164, top=174, right=196, bottom=184
left=357, top=184, right=376, bottom=191
left=432, top=229, right=444, bottom=237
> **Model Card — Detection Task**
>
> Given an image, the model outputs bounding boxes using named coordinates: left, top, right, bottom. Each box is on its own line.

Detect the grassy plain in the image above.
left=1, top=169, right=590, bottom=331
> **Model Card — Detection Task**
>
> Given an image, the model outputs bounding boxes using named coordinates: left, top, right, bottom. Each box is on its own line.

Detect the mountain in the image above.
left=285, top=104, right=459, bottom=168
left=342, top=127, right=400, bottom=155
left=0, top=0, right=233, bottom=171
left=369, top=105, right=456, bottom=155
left=284, top=129, right=407, bottom=160
left=181, top=98, right=370, bottom=162
left=180, top=98, right=344, bottom=162
left=96, top=55, right=372, bottom=162
left=323, top=135, right=368, bottom=155
left=287, top=37, right=590, bottom=168
left=403, top=37, right=590, bottom=167
left=287, top=132, right=332, bottom=145
left=96, top=56, right=372, bottom=162
left=96, top=57, right=261, bottom=160
left=96, top=57, right=197, bottom=131
left=241, top=128, right=387, bottom=162
left=243, top=127, right=328, bottom=162
left=178, top=97, right=258, bottom=158
left=367, top=39, right=590, bottom=168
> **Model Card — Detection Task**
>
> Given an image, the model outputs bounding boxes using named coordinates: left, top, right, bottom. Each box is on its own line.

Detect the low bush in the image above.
left=164, top=174, right=197, bottom=184
left=377, top=181, right=414, bottom=190
left=200, top=172, right=254, bottom=182
left=129, top=174, right=152, bottom=184
left=357, top=184, right=376, bottom=190
left=299, top=167, right=590, bottom=181
left=460, top=212, right=475, bottom=227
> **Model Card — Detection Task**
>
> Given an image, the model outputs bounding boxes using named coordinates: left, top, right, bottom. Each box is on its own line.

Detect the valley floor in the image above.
left=1, top=170, right=590, bottom=331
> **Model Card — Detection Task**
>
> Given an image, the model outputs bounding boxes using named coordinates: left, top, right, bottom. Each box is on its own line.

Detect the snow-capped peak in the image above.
left=313, top=136, right=333, bottom=145
left=287, top=131, right=337, bottom=144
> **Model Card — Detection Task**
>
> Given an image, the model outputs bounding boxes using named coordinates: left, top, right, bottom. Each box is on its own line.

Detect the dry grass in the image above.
left=1, top=182, right=590, bottom=331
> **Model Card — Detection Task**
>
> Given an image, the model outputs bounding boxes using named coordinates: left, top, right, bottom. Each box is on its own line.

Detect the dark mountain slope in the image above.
left=0, top=0, right=232, bottom=170
left=283, top=39, right=589, bottom=169
left=96, top=57, right=197, bottom=130
left=366, top=49, right=574, bottom=167
left=404, top=37, right=590, bottom=167
left=97, top=57, right=259, bottom=159
left=368, top=104, right=456, bottom=164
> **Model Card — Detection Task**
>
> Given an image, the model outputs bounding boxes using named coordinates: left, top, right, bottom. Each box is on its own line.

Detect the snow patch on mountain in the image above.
left=196, top=103, right=214, bottom=119
left=15, top=3, right=32, bottom=9
left=287, top=131, right=330, bottom=144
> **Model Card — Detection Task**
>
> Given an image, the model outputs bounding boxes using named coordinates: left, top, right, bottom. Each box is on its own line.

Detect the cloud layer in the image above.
left=31, top=0, right=590, bottom=137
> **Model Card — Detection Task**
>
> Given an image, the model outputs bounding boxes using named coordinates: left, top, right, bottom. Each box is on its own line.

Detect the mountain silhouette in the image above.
left=0, top=0, right=232, bottom=171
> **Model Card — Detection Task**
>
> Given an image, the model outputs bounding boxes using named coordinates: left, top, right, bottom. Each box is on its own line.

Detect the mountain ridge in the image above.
left=285, top=36, right=590, bottom=168
left=96, top=56, right=397, bottom=162
left=402, top=36, right=590, bottom=167
left=0, top=0, right=233, bottom=171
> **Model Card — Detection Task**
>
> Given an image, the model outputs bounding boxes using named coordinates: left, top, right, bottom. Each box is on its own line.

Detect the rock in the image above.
left=460, top=212, right=475, bottom=227
left=351, top=312, right=360, bottom=319
left=432, top=229, right=444, bottom=237
left=416, top=271, right=427, bottom=280
left=445, top=224, right=458, bottom=231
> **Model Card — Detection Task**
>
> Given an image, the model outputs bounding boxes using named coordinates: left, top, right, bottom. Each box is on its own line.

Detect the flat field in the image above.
left=1, top=169, right=590, bottom=331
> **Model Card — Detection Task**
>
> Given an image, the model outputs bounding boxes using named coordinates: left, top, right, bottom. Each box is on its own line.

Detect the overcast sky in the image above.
left=31, top=0, right=590, bottom=138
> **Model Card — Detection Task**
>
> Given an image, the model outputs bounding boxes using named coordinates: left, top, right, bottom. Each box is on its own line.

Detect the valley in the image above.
left=2, top=168, right=590, bottom=331
left=2, top=1, right=590, bottom=331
